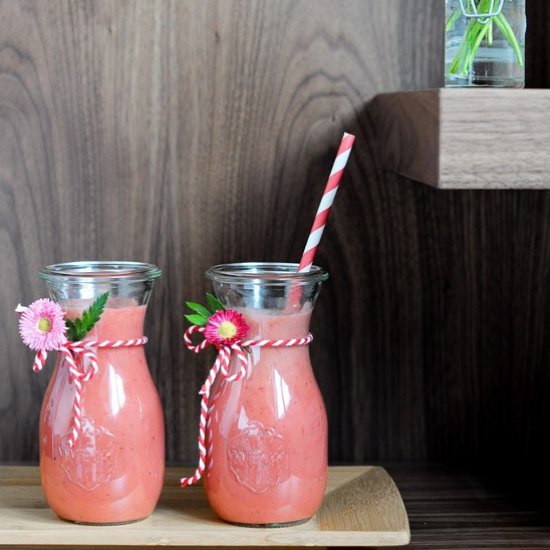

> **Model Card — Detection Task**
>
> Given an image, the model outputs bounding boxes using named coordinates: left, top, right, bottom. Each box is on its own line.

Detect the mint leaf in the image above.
left=65, top=318, right=78, bottom=341
left=65, top=292, right=109, bottom=341
left=186, top=301, right=212, bottom=319
left=206, top=293, right=225, bottom=313
left=185, top=313, right=208, bottom=326
left=81, top=292, right=109, bottom=333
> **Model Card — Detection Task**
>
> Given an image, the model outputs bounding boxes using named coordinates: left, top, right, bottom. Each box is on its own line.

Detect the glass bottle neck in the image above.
left=39, top=261, right=160, bottom=341
left=41, top=261, right=160, bottom=308
left=206, top=262, right=327, bottom=314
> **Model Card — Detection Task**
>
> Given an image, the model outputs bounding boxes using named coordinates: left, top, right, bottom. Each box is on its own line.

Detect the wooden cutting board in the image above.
left=0, top=466, right=410, bottom=547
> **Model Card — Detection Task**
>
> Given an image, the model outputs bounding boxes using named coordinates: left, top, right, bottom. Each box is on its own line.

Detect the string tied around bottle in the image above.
left=32, top=337, right=148, bottom=448
left=181, top=322, right=313, bottom=488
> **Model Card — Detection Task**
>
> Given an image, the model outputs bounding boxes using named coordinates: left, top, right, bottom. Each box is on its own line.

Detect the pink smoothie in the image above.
left=40, top=302, right=165, bottom=524
left=203, top=308, right=328, bottom=525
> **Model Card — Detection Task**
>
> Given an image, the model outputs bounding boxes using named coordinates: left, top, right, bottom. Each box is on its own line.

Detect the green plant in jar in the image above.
left=446, top=0, right=524, bottom=78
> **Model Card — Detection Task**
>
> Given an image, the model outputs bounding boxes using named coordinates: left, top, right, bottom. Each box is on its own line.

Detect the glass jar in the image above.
left=445, top=0, right=526, bottom=88
left=39, top=261, right=164, bottom=524
left=202, top=262, right=329, bottom=526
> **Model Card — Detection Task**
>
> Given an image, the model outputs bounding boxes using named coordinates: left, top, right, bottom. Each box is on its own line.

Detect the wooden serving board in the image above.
left=0, top=466, right=410, bottom=547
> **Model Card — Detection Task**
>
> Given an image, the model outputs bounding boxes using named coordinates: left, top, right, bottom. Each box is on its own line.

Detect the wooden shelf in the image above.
left=367, top=89, right=550, bottom=189
left=1, top=464, right=549, bottom=548
left=0, top=466, right=410, bottom=548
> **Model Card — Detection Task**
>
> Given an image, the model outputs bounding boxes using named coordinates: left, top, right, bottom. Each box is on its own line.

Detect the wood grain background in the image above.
left=0, top=0, right=549, bottom=469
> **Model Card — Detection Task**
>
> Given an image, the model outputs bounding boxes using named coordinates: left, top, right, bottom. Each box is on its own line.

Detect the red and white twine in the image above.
left=31, top=337, right=148, bottom=448
left=181, top=324, right=313, bottom=488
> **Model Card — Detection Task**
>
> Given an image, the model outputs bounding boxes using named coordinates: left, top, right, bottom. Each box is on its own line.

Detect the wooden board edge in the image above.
left=317, top=466, right=410, bottom=544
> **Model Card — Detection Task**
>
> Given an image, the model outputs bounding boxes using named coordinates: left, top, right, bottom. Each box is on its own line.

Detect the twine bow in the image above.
left=181, top=324, right=313, bottom=487
left=32, top=337, right=148, bottom=448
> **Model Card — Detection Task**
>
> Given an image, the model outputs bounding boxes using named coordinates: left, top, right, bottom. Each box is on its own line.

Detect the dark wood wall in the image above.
left=0, top=0, right=549, bottom=467
left=527, top=0, right=550, bottom=87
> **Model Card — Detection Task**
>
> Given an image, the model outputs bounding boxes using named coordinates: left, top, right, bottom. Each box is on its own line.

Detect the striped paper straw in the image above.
left=298, top=132, right=356, bottom=273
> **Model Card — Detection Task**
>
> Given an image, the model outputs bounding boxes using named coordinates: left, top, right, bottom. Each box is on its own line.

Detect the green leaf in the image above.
left=466, top=21, right=491, bottom=72
left=186, top=301, right=212, bottom=319
left=494, top=14, right=524, bottom=66
left=206, top=293, right=225, bottom=313
left=185, top=313, right=208, bottom=326
left=66, top=292, right=109, bottom=341
left=65, top=318, right=78, bottom=341
left=445, top=8, right=461, bottom=33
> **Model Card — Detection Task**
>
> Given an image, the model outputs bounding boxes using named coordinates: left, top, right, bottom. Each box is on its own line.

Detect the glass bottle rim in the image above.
left=40, top=261, right=162, bottom=283
left=205, top=262, right=329, bottom=285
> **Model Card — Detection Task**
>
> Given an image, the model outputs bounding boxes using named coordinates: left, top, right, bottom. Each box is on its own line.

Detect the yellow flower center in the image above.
left=38, top=317, right=51, bottom=333
left=218, top=321, right=237, bottom=340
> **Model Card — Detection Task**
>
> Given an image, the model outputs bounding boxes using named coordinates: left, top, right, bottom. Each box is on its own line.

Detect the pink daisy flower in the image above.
left=16, top=299, right=67, bottom=351
left=204, top=309, right=249, bottom=347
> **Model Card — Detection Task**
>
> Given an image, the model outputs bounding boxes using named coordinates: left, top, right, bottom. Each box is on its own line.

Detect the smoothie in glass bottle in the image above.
left=39, top=262, right=164, bottom=524
left=201, top=263, right=329, bottom=526
left=195, top=134, right=353, bottom=525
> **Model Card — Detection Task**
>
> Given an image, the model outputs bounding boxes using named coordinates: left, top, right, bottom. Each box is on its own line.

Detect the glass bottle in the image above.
left=445, top=0, right=526, bottom=88
left=203, top=262, right=329, bottom=526
left=39, top=261, right=164, bottom=524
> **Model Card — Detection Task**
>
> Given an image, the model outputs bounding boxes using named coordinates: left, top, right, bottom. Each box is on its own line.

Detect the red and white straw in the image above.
left=298, top=132, right=355, bottom=273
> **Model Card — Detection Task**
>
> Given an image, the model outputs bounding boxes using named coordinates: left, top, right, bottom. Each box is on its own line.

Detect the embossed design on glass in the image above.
left=59, top=419, right=117, bottom=492
left=38, top=262, right=164, bottom=525
left=228, top=421, right=289, bottom=494
left=203, top=263, right=329, bottom=526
